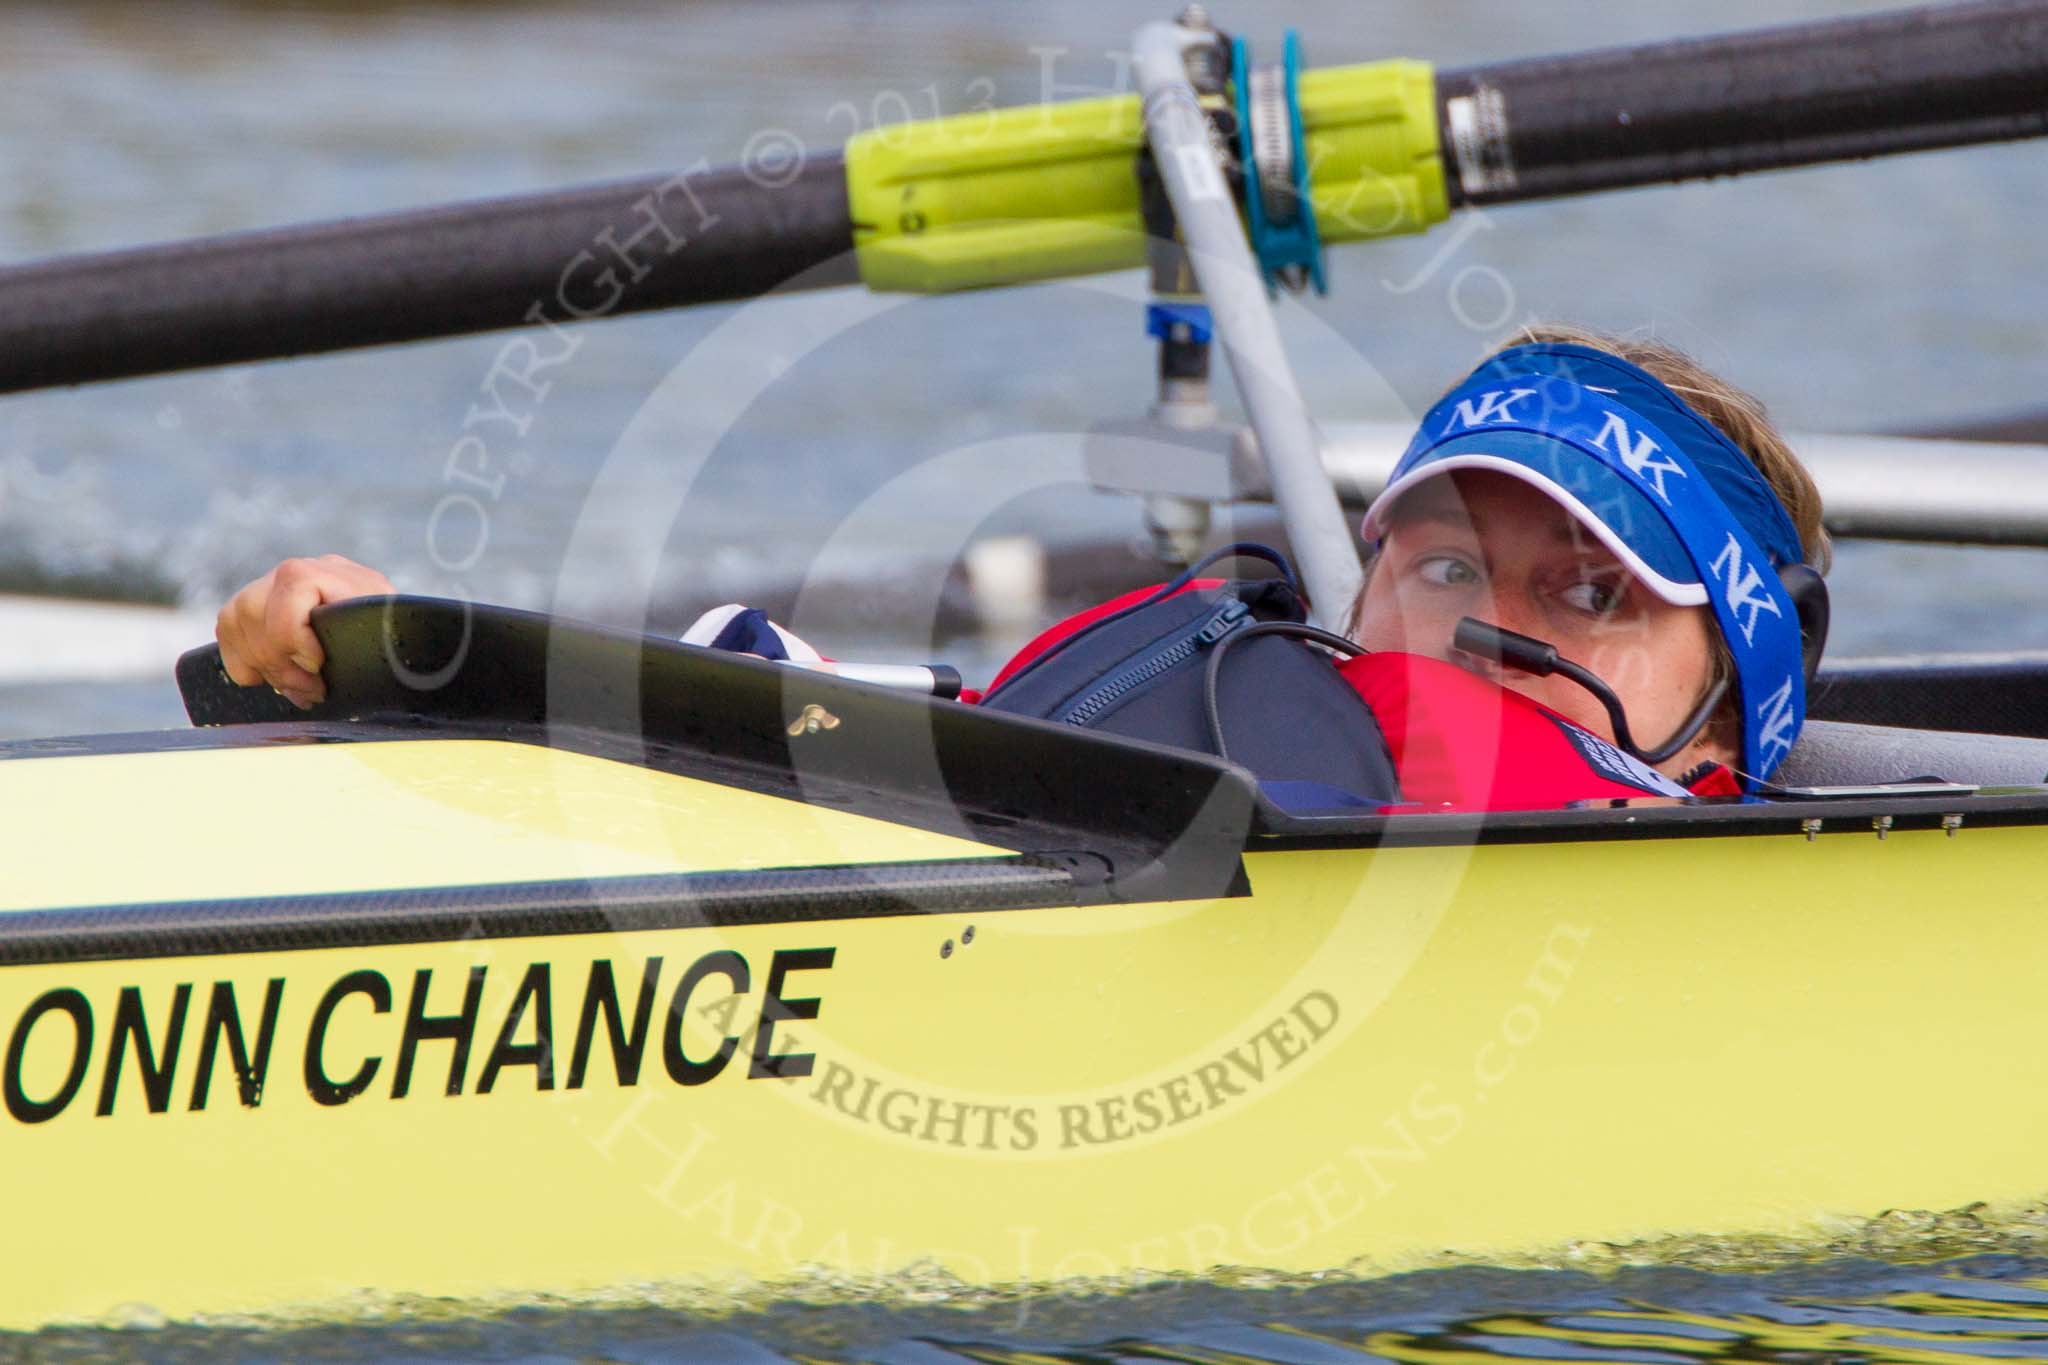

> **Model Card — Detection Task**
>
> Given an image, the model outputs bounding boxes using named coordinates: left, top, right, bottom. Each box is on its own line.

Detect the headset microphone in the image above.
left=1452, top=617, right=1730, bottom=767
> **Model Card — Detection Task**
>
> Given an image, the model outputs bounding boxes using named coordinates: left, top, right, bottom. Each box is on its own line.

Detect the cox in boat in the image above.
left=2, top=0, right=2048, bottom=1333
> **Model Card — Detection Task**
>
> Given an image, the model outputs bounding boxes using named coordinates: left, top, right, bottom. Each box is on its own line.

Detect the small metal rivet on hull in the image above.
left=1942, top=813, right=1964, bottom=837
left=1873, top=815, right=1894, bottom=839
left=1801, top=818, right=1822, bottom=842
left=787, top=703, right=841, bottom=737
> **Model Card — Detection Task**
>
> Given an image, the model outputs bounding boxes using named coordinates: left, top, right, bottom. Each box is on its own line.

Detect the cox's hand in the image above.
left=215, top=555, right=394, bottom=709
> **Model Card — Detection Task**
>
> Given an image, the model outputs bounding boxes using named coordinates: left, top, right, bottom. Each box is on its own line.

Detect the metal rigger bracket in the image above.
left=1088, top=9, right=1366, bottom=630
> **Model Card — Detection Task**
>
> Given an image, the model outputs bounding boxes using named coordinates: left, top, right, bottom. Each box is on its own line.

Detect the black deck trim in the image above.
left=149, top=596, right=1260, bottom=909
left=0, top=858, right=1106, bottom=967
left=29, top=712, right=2047, bottom=852
left=8, top=598, right=2048, bottom=884
left=1810, top=655, right=2048, bottom=738
left=1251, top=788, right=2048, bottom=849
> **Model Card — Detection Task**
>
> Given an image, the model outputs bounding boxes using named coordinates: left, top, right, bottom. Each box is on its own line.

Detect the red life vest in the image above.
left=978, top=581, right=1726, bottom=811
left=1336, top=651, right=1710, bottom=810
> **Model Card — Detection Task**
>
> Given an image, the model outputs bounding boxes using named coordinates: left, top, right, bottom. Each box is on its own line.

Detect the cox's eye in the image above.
left=1415, top=554, right=1481, bottom=588
left=1559, top=578, right=1626, bottom=616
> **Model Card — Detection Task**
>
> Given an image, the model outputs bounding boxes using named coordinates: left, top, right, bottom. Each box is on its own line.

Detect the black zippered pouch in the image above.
left=980, top=545, right=1398, bottom=807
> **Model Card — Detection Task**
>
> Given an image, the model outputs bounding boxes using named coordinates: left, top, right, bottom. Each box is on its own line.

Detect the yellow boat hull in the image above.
left=5, top=597, right=2045, bottom=1329
left=5, top=731, right=2046, bottom=1329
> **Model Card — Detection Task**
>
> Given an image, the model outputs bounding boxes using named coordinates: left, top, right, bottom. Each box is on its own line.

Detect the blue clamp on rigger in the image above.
left=1231, top=30, right=1327, bottom=295
left=1146, top=301, right=1214, bottom=343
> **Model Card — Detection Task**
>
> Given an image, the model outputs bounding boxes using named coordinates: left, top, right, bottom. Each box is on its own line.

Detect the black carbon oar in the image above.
left=0, top=158, right=858, bottom=396
left=0, top=0, right=2041, bottom=396
left=1435, top=0, right=2048, bottom=204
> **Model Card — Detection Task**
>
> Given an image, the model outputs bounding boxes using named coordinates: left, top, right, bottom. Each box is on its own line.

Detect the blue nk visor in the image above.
left=1361, top=342, right=1813, bottom=782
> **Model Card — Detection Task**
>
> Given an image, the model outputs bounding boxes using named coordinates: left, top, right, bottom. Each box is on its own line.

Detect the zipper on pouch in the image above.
left=1060, top=599, right=1251, bottom=726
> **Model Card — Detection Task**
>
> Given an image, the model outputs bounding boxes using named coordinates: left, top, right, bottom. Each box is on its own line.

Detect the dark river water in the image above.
left=4, top=1, right=2048, bottom=1356
left=24, top=1253, right=2048, bottom=1363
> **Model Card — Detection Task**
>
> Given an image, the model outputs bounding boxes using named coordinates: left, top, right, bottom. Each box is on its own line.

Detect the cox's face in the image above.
left=1354, top=470, right=1731, bottom=776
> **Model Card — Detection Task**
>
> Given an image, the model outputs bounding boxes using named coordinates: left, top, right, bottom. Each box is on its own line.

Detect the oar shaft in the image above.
left=0, top=156, right=855, bottom=394
left=0, top=2, right=2043, bottom=396
left=1436, top=0, right=2048, bottom=205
